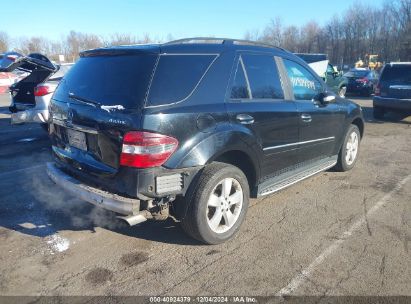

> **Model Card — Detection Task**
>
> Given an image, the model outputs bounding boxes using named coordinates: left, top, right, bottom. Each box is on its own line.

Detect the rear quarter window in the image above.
left=147, top=54, right=217, bottom=106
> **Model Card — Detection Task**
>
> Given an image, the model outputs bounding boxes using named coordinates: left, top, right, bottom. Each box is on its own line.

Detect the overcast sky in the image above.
left=3, top=0, right=385, bottom=41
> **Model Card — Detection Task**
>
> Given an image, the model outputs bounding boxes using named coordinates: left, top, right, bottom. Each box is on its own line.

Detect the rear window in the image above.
left=53, top=54, right=157, bottom=108
left=380, top=64, right=411, bottom=83
left=147, top=54, right=216, bottom=106
left=344, top=70, right=369, bottom=78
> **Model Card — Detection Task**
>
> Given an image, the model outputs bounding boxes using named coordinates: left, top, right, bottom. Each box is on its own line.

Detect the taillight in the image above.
left=6, top=55, right=17, bottom=62
left=120, top=131, right=178, bottom=168
left=34, top=85, right=51, bottom=96
left=375, top=83, right=381, bottom=96
left=356, top=77, right=368, bottom=84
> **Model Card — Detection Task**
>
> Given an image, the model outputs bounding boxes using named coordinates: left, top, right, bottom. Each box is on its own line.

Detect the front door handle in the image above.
left=236, top=114, right=254, bottom=124
left=301, top=113, right=312, bottom=123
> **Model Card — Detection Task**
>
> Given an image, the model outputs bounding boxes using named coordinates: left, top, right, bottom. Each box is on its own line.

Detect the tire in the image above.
left=373, top=106, right=385, bottom=119
left=334, top=124, right=361, bottom=172
left=180, top=162, right=250, bottom=244
left=338, top=86, right=347, bottom=98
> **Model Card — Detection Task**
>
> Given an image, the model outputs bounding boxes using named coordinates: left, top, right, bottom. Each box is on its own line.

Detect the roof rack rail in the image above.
left=164, top=37, right=286, bottom=51
left=164, top=37, right=225, bottom=45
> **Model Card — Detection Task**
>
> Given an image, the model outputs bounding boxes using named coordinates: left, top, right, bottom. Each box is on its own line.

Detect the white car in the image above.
left=0, top=52, right=73, bottom=129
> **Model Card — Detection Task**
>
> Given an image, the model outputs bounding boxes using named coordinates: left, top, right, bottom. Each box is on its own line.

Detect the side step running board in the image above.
left=257, top=158, right=337, bottom=197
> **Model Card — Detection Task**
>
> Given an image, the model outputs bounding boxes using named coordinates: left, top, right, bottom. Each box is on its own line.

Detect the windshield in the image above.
left=53, top=54, right=158, bottom=108
left=344, top=70, right=369, bottom=78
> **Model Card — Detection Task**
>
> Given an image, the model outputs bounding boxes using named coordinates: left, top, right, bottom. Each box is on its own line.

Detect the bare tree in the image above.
left=261, top=17, right=283, bottom=46
left=0, top=32, right=9, bottom=53
left=108, top=33, right=137, bottom=46
left=65, top=31, right=103, bottom=61
left=244, top=29, right=261, bottom=42
left=1, top=0, right=409, bottom=66
left=15, top=36, right=50, bottom=55
left=300, top=21, right=321, bottom=53
left=282, top=26, right=300, bottom=52
left=245, top=0, right=410, bottom=65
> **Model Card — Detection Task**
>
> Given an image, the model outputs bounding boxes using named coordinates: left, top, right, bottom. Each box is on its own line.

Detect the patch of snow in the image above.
left=100, top=105, right=125, bottom=112
left=19, top=222, right=37, bottom=229
left=46, top=234, right=70, bottom=254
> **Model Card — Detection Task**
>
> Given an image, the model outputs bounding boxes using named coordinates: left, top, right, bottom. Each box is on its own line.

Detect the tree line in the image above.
left=246, top=0, right=411, bottom=65
left=0, top=31, right=166, bottom=63
left=0, top=0, right=410, bottom=65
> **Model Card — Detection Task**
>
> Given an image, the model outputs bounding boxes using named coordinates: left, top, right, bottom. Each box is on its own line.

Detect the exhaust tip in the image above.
left=117, top=213, right=148, bottom=226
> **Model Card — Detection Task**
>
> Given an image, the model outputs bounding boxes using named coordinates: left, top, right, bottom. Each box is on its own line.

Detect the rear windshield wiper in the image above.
left=68, top=92, right=101, bottom=107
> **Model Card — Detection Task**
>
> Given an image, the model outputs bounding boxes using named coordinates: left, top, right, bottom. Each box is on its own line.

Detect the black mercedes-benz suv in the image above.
left=47, top=38, right=364, bottom=244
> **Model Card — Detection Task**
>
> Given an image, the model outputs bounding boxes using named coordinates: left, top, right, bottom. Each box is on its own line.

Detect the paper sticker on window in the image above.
left=290, top=76, right=316, bottom=90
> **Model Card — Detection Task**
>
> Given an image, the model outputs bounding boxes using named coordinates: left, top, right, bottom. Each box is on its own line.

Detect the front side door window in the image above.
left=283, top=59, right=323, bottom=100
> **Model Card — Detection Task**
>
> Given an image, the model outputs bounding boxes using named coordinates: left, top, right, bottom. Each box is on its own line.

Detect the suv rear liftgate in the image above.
left=0, top=52, right=57, bottom=123
left=47, top=45, right=204, bottom=226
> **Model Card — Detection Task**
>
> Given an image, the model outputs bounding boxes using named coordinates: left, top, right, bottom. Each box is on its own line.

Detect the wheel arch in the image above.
left=351, top=117, right=364, bottom=138
left=209, top=149, right=259, bottom=193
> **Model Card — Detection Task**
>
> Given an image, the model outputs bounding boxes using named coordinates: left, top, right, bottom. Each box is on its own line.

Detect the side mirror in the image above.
left=315, top=92, right=336, bottom=105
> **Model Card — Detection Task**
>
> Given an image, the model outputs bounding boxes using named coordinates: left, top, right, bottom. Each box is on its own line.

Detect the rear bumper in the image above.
left=10, top=109, right=49, bottom=124
left=46, top=162, right=140, bottom=215
left=51, top=144, right=202, bottom=200
left=373, top=96, right=411, bottom=111
left=346, top=84, right=372, bottom=95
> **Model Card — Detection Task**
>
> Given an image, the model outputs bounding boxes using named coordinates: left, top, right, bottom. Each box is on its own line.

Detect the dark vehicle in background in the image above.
left=344, top=68, right=379, bottom=96
left=373, top=62, right=411, bottom=119
left=46, top=38, right=364, bottom=244
left=0, top=52, right=73, bottom=129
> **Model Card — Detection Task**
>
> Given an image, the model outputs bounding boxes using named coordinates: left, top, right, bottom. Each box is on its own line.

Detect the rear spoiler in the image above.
left=80, top=45, right=161, bottom=57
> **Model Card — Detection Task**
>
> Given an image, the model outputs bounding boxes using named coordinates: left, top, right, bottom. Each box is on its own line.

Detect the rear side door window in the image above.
left=147, top=54, right=217, bottom=106
left=230, top=53, right=284, bottom=100
left=283, top=59, right=323, bottom=100
left=230, top=59, right=250, bottom=99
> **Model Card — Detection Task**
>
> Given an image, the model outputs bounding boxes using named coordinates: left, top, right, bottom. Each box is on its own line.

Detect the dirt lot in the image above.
left=0, top=93, right=410, bottom=298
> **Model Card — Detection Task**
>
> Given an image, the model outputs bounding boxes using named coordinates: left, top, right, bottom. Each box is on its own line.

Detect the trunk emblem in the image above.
left=108, top=118, right=126, bottom=125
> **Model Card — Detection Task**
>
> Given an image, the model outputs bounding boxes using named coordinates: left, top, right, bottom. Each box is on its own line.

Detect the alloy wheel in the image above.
left=345, top=131, right=359, bottom=166
left=206, top=177, right=243, bottom=234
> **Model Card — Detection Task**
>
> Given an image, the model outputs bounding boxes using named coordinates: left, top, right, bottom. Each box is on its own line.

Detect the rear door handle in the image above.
left=301, top=113, right=312, bottom=122
left=236, top=114, right=254, bottom=124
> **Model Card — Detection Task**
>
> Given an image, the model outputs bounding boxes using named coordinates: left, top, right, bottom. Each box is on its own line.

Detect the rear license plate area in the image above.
left=67, top=129, right=87, bottom=151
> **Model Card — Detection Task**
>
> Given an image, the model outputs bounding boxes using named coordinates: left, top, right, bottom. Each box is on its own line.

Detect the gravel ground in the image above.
left=0, top=93, right=410, bottom=298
